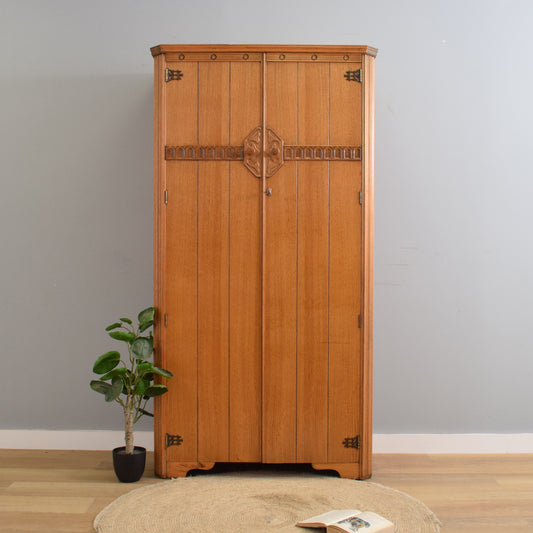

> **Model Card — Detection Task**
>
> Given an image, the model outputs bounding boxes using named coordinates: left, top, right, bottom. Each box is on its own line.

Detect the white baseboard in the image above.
left=0, top=430, right=155, bottom=451
left=372, top=433, right=533, bottom=453
left=1, top=431, right=532, bottom=453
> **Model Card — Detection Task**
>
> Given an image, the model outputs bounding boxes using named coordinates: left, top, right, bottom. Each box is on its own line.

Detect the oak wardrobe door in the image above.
left=155, top=56, right=263, bottom=475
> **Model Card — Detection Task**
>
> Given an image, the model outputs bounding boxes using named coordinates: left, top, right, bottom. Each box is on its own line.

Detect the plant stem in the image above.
left=124, top=403, right=134, bottom=454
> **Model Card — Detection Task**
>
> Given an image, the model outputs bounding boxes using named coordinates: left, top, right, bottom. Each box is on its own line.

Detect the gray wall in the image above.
left=1, top=0, right=532, bottom=434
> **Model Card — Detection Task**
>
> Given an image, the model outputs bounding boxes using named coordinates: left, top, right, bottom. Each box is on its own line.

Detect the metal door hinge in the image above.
left=166, top=434, right=183, bottom=447
left=166, top=69, right=183, bottom=82
left=164, top=313, right=168, bottom=327
left=358, top=314, right=362, bottom=328
left=343, top=436, right=360, bottom=449
left=164, top=190, right=168, bottom=204
left=359, top=191, right=363, bottom=205
left=344, top=69, right=361, bottom=82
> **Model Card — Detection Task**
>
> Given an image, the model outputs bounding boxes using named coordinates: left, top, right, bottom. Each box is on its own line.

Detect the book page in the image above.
left=297, top=510, right=362, bottom=527
left=331, top=512, right=394, bottom=533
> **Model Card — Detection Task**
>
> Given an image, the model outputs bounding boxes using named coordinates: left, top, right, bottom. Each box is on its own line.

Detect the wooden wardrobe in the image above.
left=151, top=45, right=376, bottom=479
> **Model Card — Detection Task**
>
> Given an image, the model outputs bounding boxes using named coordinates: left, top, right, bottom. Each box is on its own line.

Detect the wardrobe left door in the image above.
left=154, top=54, right=263, bottom=477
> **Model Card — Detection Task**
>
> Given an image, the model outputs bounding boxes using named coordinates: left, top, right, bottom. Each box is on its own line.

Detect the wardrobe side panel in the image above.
left=361, top=54, right=375, bottom=479
left=153, top=53, right=166, bottom=476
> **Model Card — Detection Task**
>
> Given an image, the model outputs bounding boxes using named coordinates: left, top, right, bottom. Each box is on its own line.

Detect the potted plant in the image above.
left=90, top=306, right=173, bottom=482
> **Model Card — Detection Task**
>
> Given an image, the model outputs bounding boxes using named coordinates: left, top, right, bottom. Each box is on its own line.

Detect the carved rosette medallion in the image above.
left=265, top=128, right=284, bottom=178
left=242, top=126, right=262, bottom=178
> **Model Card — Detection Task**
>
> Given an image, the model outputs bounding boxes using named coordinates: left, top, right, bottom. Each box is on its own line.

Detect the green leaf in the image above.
left=135, top=379, right=150, bottom=396
left=100, top=367, right=129, bottom=381
left=109, top=331, right=136, bottom=343
left=120, top=317, right=132, bottom=324
left=93, top=351, right=121, bottom=374
left=139, top=320, right=154, bottom=333
left=136, top=363, right=154, bottom=380
left=151, top=366, right=173, bottom=379
left=138, top=307, right=155, bottom=325
left=131, top=337, right=152, bottom=360
left=144, top=384, right=168, bottom=397
left=105, top=378, right=123, bottom=402
left=105, top=322, right=122, bottom=332
left=90, top=380, right=111, bottom=395
left=139, top=408, right=154, bottom=417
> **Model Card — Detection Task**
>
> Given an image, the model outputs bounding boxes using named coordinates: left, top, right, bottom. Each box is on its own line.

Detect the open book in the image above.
left=296, top=509, right=394, bottom=533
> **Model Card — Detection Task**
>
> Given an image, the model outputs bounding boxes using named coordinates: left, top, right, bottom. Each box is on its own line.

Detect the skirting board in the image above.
left=1, top=431, right=533, bottom=453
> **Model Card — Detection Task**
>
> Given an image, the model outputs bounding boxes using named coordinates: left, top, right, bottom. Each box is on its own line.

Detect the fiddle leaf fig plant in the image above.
left=90, top=306, right=173, bottom=454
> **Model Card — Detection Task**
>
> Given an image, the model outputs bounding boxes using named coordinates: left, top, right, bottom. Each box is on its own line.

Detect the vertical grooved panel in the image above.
left=328, top=62, right=363, bottom=464
left=262, top=62, right=298, bottom=463
left=228, top=61, right=262, bottom=461
left=296, top=63, right=329, bottom=463
left=164, top=62, right=199, bottom=462
left=197, top=62, right=230, bottom=462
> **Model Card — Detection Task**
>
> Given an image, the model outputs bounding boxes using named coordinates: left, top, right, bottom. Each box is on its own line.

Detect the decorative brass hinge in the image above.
left=166, top=434, right=183, bottom=447
left=166, top=69, right=183, bottom=82
left=344, top=69, right=361, bottom=83
left=342, top=436, right=360, bottom=449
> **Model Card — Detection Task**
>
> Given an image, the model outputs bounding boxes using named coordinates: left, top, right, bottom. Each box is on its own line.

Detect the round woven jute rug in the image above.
left=94, top=472, right=441, bottom=533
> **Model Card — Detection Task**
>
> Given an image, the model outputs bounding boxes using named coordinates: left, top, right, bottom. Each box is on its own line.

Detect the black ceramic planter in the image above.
left=112, top=446, right=146, bottom=483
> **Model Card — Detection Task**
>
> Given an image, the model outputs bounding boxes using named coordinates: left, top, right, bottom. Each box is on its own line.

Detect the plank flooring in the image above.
left=0, top=450, right=532, bottom=532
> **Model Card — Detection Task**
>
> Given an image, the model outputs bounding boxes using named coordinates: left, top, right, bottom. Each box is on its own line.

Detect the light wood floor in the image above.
left=1, top=451, right=532, bottom=533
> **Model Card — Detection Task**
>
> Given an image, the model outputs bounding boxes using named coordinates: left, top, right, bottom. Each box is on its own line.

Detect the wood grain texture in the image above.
left=3, top=451, right=533, bottom=533
left=151, top=44, right=378, bottom=58
left=152, top=53, right=166, bottom=477
left=312, top=462, right=360, bottom=479
left=327, top=62, right=363, bottom=465
left=164, top=162, right=198, bottom=465
left=161, top=60, right=199, bottom=466
left=262, top=61, right=298, bottom=463
left=197, top=62, right=230, bottom=462
left=228, top=61, right=262, bottom=462
left=327, top=162, right=362, bottom=465
left=165, top=461, right=215, bottom=478
left=154, top=46, right=376, bottom=478
left=296, top=62, right=329, bottom=463
left=360, top=54, right=375, bottom=479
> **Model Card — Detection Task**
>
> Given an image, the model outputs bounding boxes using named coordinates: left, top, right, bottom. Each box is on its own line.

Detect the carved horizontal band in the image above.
left=165, top=131, right=361, bottom=178
left=166, top=144, right=361, bottom=163
left=284, top=145, right=361, bottom=161
left=165, top=145, right=244, bottom=160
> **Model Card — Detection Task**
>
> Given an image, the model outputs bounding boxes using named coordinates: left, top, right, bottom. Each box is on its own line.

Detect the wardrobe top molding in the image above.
left=150, top=44, right=378, bottom=58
